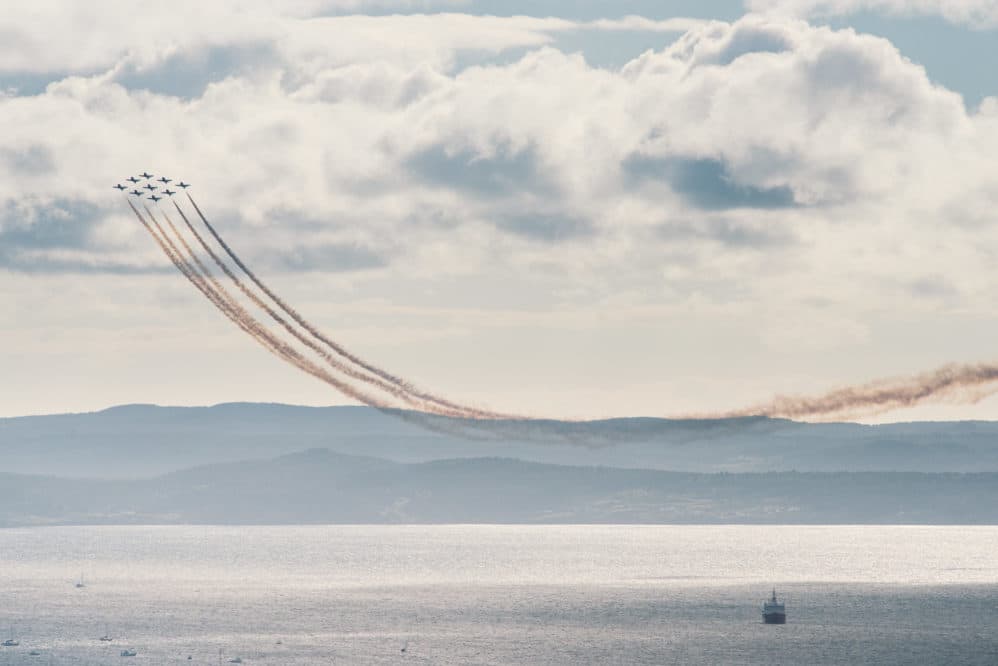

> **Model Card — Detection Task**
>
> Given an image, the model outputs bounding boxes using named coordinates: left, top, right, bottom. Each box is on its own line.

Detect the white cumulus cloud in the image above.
left=3, top=7, right=998, bottom=416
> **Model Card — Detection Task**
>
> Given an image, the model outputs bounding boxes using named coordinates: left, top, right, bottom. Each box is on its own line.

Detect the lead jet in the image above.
left=163, top=188, right=176, bottom=197
left=143, top=183, right=157, bottom=191
left=114, top=184, right=127, bottom=190
left=149, top=194, right=162, bottom=202
left=129, top=189, right=143, bottom=197
left=140, top=171, right=153, bottom=179
left=158, top=176, right=171, bottom=184
left=127, top=176, right=140, bottom=183
left=177, top=181, right=190, bottom=189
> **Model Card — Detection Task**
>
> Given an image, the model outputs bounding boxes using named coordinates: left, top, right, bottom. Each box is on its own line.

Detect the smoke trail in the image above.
left=138, top=202, right=494, bottom=436
left=184, top=195, right=412, bottom=389
left=137, top=202, right=295, bottom=363
left=132, top=202, right=404, bottom=410
left=184, top=194, right=515, bottom=420
left=131, top=200, right=528, bottom=443
left=165, top=203, right=467, bottom=416
left=132, top=193, right=998, bottom=431
left=145, top=204, right=386, bottom=408
left=715, top=362, right=998, bottom=421
left=129, top=201, right=330, bottom=408
left=129, top=200, right=239, bottom=325
left=134, top=199, right=754, bottom=440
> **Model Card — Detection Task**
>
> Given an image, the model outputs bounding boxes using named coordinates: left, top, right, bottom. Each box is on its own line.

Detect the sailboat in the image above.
left=75, top=572, right=86, bottom=588
left=1, top=626, right=18, bottom=647
left=99, top=623, right=113, bottom=642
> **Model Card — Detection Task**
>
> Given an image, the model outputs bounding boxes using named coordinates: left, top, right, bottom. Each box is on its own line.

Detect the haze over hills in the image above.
left=2, top=448, right=997, bottom=526
left=3, top=403, right=998, bottom=478
left=4, top=404, right=998, bottom=525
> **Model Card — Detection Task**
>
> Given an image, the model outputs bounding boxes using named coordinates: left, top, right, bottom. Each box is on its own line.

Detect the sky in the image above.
left=2, top=0, right=998, bottom=421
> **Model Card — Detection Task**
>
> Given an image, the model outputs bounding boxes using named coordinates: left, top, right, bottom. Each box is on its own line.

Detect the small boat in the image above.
left=29, top=650, right=41, bottom=656
left=762, top=588, right=786, bottom=624
left=228, top=658, right=243, bottom=664
left=120, top=649, right=137, bottom=657
left=0, top=640, right=18, bottom=647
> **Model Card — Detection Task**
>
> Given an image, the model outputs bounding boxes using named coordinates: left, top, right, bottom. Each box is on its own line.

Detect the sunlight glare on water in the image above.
left=1, top=525, right=996, bottom=664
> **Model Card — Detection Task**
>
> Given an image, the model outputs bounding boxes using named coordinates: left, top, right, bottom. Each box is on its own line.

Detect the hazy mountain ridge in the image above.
left=1, top=448, right=996, bottom=526
left=3, top=403, right=998, bottom=478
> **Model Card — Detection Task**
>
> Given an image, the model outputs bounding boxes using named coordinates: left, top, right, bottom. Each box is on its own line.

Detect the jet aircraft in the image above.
left=144, top=184, right=157, bottom=191
left=140, top=172, right=153, bottom=179
left=177, top=181, right=190, bottom=189
left=158, top=177, right=171, bottom=184
left=114, top=184, right=127, bottom=190
left=149, top=195, right=162, bottom=202
left=163, top=189, right=176, bottom=196
left=130, top=190, right=143, bottom=197
left=127, top=176, right=140, bottom=183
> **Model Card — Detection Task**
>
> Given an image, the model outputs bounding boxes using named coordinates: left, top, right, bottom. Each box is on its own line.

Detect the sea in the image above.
left=0, top=525, right=996, bottom=665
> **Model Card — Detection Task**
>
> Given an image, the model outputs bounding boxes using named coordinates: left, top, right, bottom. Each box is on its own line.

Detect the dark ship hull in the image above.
left=762, top=589, right=786, bottom=624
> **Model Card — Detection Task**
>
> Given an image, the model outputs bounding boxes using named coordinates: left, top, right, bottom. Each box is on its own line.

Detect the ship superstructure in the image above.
left=762, top=589, right=786, bottom=624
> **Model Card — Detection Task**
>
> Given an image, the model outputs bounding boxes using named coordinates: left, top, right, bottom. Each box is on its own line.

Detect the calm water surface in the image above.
left=0, top=525, right=996, bottom=664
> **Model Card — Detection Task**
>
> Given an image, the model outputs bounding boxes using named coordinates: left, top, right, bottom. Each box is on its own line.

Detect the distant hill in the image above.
left=1, top=449, right=995, bottom=525
left=3, top=403, right=998, bottom=478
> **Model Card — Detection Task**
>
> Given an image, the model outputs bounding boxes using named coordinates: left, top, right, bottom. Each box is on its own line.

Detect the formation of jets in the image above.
left=113, top=172, right=190, bottom=201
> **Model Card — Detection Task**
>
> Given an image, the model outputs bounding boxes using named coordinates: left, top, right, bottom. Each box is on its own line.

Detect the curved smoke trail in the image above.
left=166, top=203, right=469, bottom=416
left=185, top=194, right=515, bottom=420
left=131, top=196, right=518, bottom=429
left=132, top=202, right=405, bottom=410
left=127, top=189, right=998, bottom=429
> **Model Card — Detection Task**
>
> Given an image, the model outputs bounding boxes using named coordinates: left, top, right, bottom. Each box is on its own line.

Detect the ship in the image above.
left=762, top=589, right=786, bottom=624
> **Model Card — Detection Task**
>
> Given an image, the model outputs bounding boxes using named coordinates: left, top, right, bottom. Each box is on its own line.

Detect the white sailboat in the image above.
left=2, top=625, right=19, bottom=647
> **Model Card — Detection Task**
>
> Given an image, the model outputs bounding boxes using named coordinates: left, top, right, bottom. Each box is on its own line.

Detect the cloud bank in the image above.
left=2, top=4, right=998, bottom=418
